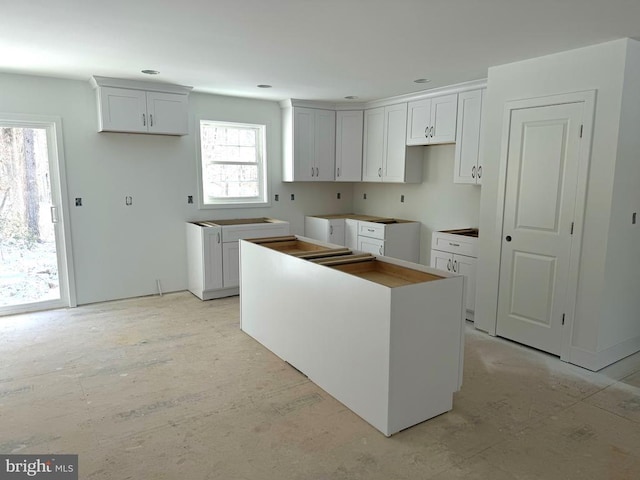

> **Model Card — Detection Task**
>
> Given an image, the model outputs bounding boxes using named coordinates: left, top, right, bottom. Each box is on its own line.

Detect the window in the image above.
left=198, top=120, right=267, bottom=207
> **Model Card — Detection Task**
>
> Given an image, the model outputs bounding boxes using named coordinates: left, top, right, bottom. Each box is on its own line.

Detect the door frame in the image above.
left=0, top=113, right=77, bottom=314
left=493, top=91, right=595, bottom=360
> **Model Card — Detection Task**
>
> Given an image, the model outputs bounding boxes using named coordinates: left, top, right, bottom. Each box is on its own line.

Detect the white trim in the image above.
left=90, top=76, right=192, bottom=95
left=0, top=113, right=77, bottom=310
left=0, top=299, right=67, bottom=317
left=491, top=90, right=596, bottom=359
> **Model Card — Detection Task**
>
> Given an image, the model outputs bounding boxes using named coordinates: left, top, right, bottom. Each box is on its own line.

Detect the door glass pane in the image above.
left=0, top=127, right=60, bottom=307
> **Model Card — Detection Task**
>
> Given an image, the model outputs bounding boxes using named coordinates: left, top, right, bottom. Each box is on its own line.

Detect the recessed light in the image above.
left=344, top=95, right=359, bottom=100
left=257, top=84, right=272, bottom=88
left=141, top=69, right=160, bottom=75
left=414, top=78, right=431, bottom=84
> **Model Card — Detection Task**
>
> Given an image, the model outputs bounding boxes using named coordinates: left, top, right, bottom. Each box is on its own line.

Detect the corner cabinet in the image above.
left=90, top=76, right=192, bottom=135
left=406, top=94, right=458, bottom=145
left=454, top=89, right=485, bottom=184
left=335, top=110, right=363, bottom=181
left=282, top=105, right=336, bottom=182
left=363, top=104, right=422, bottom=183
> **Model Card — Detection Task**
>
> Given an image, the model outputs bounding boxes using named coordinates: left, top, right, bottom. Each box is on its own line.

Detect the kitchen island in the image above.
left=240, top=236, right=465, bottom=436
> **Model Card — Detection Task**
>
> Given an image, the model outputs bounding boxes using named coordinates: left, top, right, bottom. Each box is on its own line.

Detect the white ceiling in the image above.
left=1, top=0, right=639, bottom=102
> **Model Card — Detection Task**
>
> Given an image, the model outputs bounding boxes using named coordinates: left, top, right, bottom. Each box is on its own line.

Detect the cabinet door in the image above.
left=344, top=219, right=359, bottom=249
left=98, top=87, right=147, bottom=133
left=293, top=107, right=316, bottom=181
left=328, top=219, right=346, bottom=245
left=146, top=91, right=188, bottom=135
left=203, top=227, right=223, bottom=291
left=335, top=110, right=363, bottom=182
left=430, top=94, right=458, bottom=144
left=453, top=254, right=477, bottom=316
left=406, top=99, right=432, bottom=146
left=383, top=103, right=409, bottom=183
left=304, top=217, right=330, bottom=243
left=358, top=236, right=385, bottom=256
left=222, top=241, right=240, bottom=288
left=454, top=89, right=483, bottom=184
left=430, top=250, right=452, bottom=272
left=362, top=107, right=385, bottom=182
left=314, top=109, right=336, bottom=181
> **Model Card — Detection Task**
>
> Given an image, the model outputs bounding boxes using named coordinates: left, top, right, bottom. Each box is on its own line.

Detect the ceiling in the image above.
left=1, top=0, right=639, bottom=102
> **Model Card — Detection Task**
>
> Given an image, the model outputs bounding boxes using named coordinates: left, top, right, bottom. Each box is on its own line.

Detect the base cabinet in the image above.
left=240, top=236, right=465, bottom=436
left=431, top=230, right=478, bottom=320
left=186, top=219, right=289, bottom=300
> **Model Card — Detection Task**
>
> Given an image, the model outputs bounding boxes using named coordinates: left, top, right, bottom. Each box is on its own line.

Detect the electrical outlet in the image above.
left=125, top=196, right=132, bottom=206
left=337, top=192, right=341, bottom=200
left=75, top=197, right=82, bottom=207
left=274, top=194, right=279, bottom=201
left=187, top=195, right=193, bottom=204
left=290, top=194, right=295, bottom=201
left=363, top=193, right=367, bottom=200
left=633, top=212, right=637, bottom=225
left=401, top=194, right=405, bottom=203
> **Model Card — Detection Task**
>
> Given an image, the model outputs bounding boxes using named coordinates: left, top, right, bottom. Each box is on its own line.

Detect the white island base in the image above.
left=240, top=236, right=465, bottom=436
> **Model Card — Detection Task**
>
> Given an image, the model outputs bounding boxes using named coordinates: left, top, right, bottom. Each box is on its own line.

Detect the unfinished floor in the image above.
left=1, top=292, right=639, bottom=479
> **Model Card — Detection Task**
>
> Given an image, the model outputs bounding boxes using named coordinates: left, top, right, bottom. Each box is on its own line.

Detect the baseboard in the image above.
left=567, top=334, right=640, bottom=371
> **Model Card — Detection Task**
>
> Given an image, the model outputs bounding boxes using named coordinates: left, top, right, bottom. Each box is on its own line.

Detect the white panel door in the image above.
left=146, top=91, right=188, bottom=135
left=430, top=94, right=458, bottom=144
left=383, top=103, right=408, bottom=182
left=335, top=110, right=363, bottom=181
left=100, top=87, right=147, bottom=132
left=454, top=89, right=483, bottom=184
left=314, top=109, right=336, bottom=180
left=328, top=219, right=346, bottom=246
left=293, top=107, right=315, bottom=181
left=406, top=99, right=431, bottom=146
left=497, top=102, right=584, bottom=355
left=222, top=241, right=240, bottom=288
left=362, top=108, right=384, bottom=182
left=203, top=227, right=223, bottom=291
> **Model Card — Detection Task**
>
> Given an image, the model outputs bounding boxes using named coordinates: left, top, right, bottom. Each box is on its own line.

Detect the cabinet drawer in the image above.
left=431, top=232, right=478, bottom=257
left=222, top=224, right=289, bottom=243
left=358, top=222, right=385, bottom=240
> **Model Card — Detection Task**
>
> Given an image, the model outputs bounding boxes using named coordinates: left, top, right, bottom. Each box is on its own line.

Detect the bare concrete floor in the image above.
left=1, top=292, right=639, bottom=479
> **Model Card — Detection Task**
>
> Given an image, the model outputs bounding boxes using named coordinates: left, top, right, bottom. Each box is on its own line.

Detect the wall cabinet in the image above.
left=335, top=110, right=363, bottom=181
left=430, top=230, right=478, bottom=320
left=283, top=106, right=336, bottom=181
left=186, top=219, right=290, bottom=300
left=91, top=76, right=191, bottom=135
left=454, top=89, right=485, bottom=184
left=406, top=94, right=458, bottom=146
left=363, top=104, right=422, bottom=183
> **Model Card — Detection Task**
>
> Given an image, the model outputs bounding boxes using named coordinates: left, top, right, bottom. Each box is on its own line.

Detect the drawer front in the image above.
left=432, top=232, right=478, bottom=257
left=358, top=221, right=385, bottom=240
left=222, top=223, right=289, bottom=243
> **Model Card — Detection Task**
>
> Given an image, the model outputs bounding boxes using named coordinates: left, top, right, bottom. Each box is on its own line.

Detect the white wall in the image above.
left=352, top=144, right=481, bottom=265
left=0, top=73, right=353, bottom=305
left=476, top=38, right=639, bottom=369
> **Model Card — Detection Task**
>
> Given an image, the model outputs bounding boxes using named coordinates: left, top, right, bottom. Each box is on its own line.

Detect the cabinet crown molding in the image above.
left=90, top=76, right=193, bottom=95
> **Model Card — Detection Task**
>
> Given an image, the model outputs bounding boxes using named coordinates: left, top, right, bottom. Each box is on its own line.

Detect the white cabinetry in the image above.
left=454, top=89, right=485, bottom=184
left=406, top=94, right=458, bottom=145
left=430, top=230, right=478, bottom=320
left=303, top=216, right=346, bottom=245
left=283, top=106, right=336, bottom=181
left=186, top=219, right=289, bottom=300
left=335, top=110, right=363, bottom=181
left=240, top=236, right=465, bottom=436
left=91, top=76, right=191, bottom=135
left=363, top=104, right=422, bottom=183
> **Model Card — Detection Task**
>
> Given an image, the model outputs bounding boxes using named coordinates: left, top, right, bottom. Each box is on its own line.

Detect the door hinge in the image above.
left=562, top=313, right=565, bottom=325
left=579, top=124, right=583, bottom=138
left=570, top=222, right=574, bottom=235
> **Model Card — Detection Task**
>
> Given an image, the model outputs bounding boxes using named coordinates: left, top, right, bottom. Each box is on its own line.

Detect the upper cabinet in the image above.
left=91, top=76, right=192, bottom=136
left=454, top=89, right=485, bottom=184
left=335, top=110, right=363, bottom=182
left=406, top=94, right=458, bottom=145
left=363, top=104, right=422, bottom=183
left=283, top=105, right=336, bottom=182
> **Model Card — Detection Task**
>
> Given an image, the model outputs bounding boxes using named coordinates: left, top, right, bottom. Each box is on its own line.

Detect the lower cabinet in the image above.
left=240, top=236, right=465, bottom=436
left=430, top=230, right=478, bottom=320
left=186, top=219, right=290, bottom=300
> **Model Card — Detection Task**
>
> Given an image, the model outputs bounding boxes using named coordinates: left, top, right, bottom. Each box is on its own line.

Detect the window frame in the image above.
left=196, top=119, right=269, bottom=209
